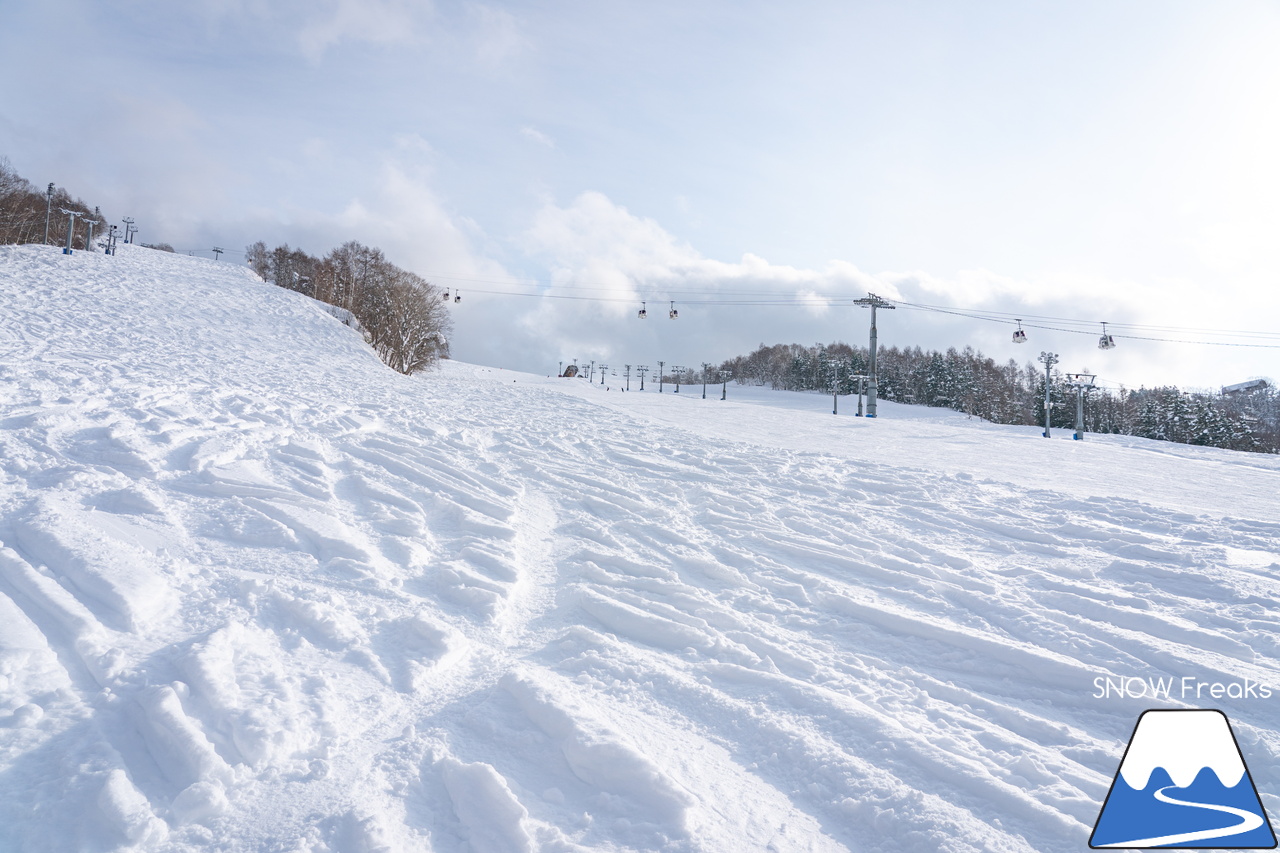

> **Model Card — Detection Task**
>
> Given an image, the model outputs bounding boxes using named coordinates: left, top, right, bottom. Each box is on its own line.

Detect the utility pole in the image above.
left=44, top=183, right=54, bottom=245
left=637, top=365, right=649, bottom=391
left=1066, top=373, right=1096, bottom=440
left=624, top=364, right=632, bottom=391
left=853, top=293, right=895, bottom=418
left=59, top=208, right=82, bottom=255
left=122, top=217, right=136, bottom=244
left=212, top=247, right=224, bottom=261
left=658, top=361, right=665, bottom=393
left=1039, top=351, right=1059, bottom=438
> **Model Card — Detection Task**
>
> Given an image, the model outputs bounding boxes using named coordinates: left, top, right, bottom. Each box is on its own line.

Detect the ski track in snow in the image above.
left=2, top=243, right=1280, bottom=852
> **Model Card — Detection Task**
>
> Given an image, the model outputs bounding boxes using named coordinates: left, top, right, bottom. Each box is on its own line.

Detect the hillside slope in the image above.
left=2, top=243, right=1279, bottom=852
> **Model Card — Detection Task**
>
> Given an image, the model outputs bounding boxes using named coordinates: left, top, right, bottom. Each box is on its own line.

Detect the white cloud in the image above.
left=469, top=3, right=528, bottom=66
left=502, top=191, right=1280, bottom=389
left=509, top=192, right=927, bottom=369
left=524, top=192, right=894, bottom=304
left=328, top=159, right=501, bottom=283
left=519, top=126, right=555, bottom=148
left=297, top=0, right=432, bottom=61
left=795, top=289, right=830, bottom=316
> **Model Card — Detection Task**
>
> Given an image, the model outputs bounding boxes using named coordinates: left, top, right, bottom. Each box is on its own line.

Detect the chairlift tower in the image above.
left=122, top=217, right=136, bottom=244
left=823, top=358, right=843, bottom=415
left=82, top=213, right=100, bottom=253
left=719, top=369, right=731, bottom=401
left=58, top=208, right=83, bottom=254
left=850, top=373, right=869, bottom=416
left=701, top=362, right=712, bottom=399
left=853, top=293, right=895, bottom=417
left=657, top=361, right=665, bottom=393
left=624, top=364, right=632, bottom=390
left=212, top=247, right=224, bottom=261
left=1038, top=351, right=1059, bottom=437
left=637, top=365, right=649, bottom=391
left=672, top=366, right=685, bottom=393
left=1066, top=373, right=1096, bottom=440
left=44, top=183, right=55, bottom=245
left=598, top=363, right=608, bottom=386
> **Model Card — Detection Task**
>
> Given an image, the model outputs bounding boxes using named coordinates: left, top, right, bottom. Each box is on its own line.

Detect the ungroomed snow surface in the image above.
left=1, top=243, right=1279, bottom=852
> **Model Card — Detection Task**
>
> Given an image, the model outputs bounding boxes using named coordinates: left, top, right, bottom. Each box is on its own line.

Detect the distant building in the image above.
left=1222, top=378, right=1270, bottom=395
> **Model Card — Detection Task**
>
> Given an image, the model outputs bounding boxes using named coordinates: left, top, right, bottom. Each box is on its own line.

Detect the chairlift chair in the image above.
left=1012, top=320, right=1027, bottom=344
left=454, top=290, right=462, bottom=304
left=638, top=301, right=647, bottom=319
left=669, top=300, right=678, bottom=319
left=1098, top=322, right=1116, bottom=350
left=442, top=289, right=450, bottom=301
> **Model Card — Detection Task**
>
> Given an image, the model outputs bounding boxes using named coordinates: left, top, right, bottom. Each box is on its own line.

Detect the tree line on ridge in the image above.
left=718, top=342, right=1279, bottom=453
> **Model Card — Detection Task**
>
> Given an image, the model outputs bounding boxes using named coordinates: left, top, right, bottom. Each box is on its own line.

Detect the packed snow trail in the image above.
left=1, top=243, right=1279, bottom=852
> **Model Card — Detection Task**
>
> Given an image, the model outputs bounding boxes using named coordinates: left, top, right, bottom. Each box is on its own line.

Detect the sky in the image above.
left=3, top=0, right=1279, bottom=392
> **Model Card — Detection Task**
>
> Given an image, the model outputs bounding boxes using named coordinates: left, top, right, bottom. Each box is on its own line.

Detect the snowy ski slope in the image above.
left=1, top=243, right=1279, bottom=852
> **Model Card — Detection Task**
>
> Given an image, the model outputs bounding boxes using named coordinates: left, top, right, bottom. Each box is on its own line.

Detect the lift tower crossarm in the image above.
left=853, top=293, right=895, bottom=418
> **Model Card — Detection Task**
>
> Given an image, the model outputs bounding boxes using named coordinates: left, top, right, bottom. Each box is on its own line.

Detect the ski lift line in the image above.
left=430, top=280, right=848, bottom=301
left=137, top=251, right=1280, bottom=341
left=164, top=254, right=1280, bottom=343
left=410, top=271, right=841, bottom=298
left=437, top=287, right=1280, bottom=346
left=481, top=282, right=1280, bottom=342
left=896, top=299, right=1280, bottom=340
left=893, top=302, right=1280, bottom=347
left=898, top=300, right=1122, bottom=328
left=166, top=252, right=1280, bottom=348
left=409, top=273, right=1280, bottom=338
left=451, top=287, right=837, bottom=306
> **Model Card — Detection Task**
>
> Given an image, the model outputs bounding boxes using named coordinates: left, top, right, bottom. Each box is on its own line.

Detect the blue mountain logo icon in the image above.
left=1091, top=709, right=1276, bottom=848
